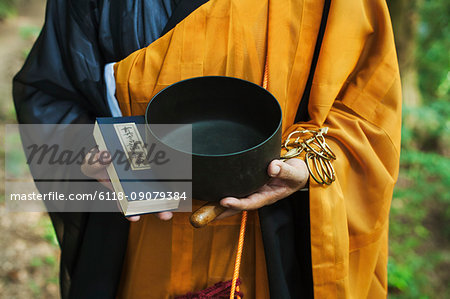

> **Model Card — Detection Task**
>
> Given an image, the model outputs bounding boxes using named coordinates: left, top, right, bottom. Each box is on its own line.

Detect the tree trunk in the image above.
left=387, top=0, right=422, bottom=108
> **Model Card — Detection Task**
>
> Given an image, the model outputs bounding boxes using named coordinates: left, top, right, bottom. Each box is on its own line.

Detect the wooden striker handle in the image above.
left=189, top=201, right=227, bottom=228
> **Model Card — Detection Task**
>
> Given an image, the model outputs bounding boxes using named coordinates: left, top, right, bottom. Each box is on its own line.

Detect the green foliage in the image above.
left=29, top=255, right=57, bottom=268
left=388, top=1, right=450, bottom=298
left=402, top=102, right=450, bottom=152
left=389, top=148, right=449, bottom=297
left=417, top=0, right=450, bottom=102
left=39, top=217, right=59, bottom=247
left=0, top=0, right=17, bottom=20
left=43, top=255, right=57, bottom=266
left=4, top=130, right=28, bottom=179
left=19, top=25, right=40, bottom=40
left=29, top=257, right=44, bottom=268
left=28, top=279, right=41, bottom=297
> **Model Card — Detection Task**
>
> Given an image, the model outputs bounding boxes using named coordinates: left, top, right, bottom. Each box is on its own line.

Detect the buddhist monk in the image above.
left=14, top=0, right=401, bottom=298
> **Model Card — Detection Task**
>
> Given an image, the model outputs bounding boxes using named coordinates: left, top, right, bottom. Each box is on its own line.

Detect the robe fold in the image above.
left=114, top=0, right=401, bottom=298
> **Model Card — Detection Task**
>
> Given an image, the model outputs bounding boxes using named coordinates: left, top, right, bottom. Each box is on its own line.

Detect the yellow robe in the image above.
left=114, top=0, right=401, bottom=297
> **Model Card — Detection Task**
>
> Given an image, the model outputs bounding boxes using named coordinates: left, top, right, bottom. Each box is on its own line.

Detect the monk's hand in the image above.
left=216, top=159, right=308, bottom=220
left=81, top=148, right=173, bottom=222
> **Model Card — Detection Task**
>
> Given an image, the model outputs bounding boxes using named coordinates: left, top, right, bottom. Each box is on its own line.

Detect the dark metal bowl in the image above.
left=145, top=76, right=282, bottom=201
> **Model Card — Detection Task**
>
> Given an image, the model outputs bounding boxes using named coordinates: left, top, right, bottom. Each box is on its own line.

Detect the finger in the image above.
left=81, top=150, right=111, bottom=177
left=90, top=150, right=112, bottom=171
left=220, top=190, right=276, bottom=211
left=82, top=150, right=114, bottom=190
left=220, top=160, right=309, bottom=211
left=99, top=180, right=114, bottom=191
left=221, top=180, right=294, bottom=210
left=155, top=211, right=173, bottom=221
left=268, top=159, right=308, bottom=186
left=81, top=147, right=99, bottom=168
left=127, top=215, right=141, bottom=222
left=221, top=196, right=253, bottom=210
left=215, top=208, right=241, bottom=220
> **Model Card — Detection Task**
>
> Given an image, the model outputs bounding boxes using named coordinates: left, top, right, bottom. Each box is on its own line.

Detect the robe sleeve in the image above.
left=281, top=1, right=401, bottom=297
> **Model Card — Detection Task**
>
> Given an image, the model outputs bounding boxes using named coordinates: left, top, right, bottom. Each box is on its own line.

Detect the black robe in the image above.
left=13, top=0, right=329, bottom=298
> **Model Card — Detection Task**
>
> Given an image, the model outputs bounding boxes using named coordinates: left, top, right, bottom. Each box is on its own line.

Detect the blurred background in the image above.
left=0, top=0, right=448, bottom=298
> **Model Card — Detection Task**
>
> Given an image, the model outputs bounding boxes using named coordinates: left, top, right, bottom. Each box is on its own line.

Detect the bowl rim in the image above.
left=145, top=76, right=282, bottom=157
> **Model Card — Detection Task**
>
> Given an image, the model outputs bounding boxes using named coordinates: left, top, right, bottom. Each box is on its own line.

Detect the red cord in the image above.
left=230, top=211, right=248, bottom=299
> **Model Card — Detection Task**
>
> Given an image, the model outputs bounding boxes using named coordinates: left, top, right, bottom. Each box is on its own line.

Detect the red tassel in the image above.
left=175, top=278, right=243, bottom=299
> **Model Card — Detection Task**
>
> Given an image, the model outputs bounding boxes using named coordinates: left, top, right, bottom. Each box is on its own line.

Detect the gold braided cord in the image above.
left=281, top=127, right=336, bottom=185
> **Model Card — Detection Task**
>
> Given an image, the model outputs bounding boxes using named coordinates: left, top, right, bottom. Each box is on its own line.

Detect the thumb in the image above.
left=268, top=159, right=308, bottom=184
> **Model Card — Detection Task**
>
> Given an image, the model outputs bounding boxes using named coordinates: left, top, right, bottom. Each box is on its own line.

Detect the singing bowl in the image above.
left=145, top=76, right=282, bottom=201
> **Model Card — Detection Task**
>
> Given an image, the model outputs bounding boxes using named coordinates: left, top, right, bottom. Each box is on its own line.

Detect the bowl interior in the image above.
left=146, top=76, right=282, bottom=156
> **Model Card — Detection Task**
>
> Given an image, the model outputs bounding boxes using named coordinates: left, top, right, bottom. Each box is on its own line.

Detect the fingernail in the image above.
left=128, top=216, right=140, bottom=222
left=270, top=165, right=281, bottom=177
